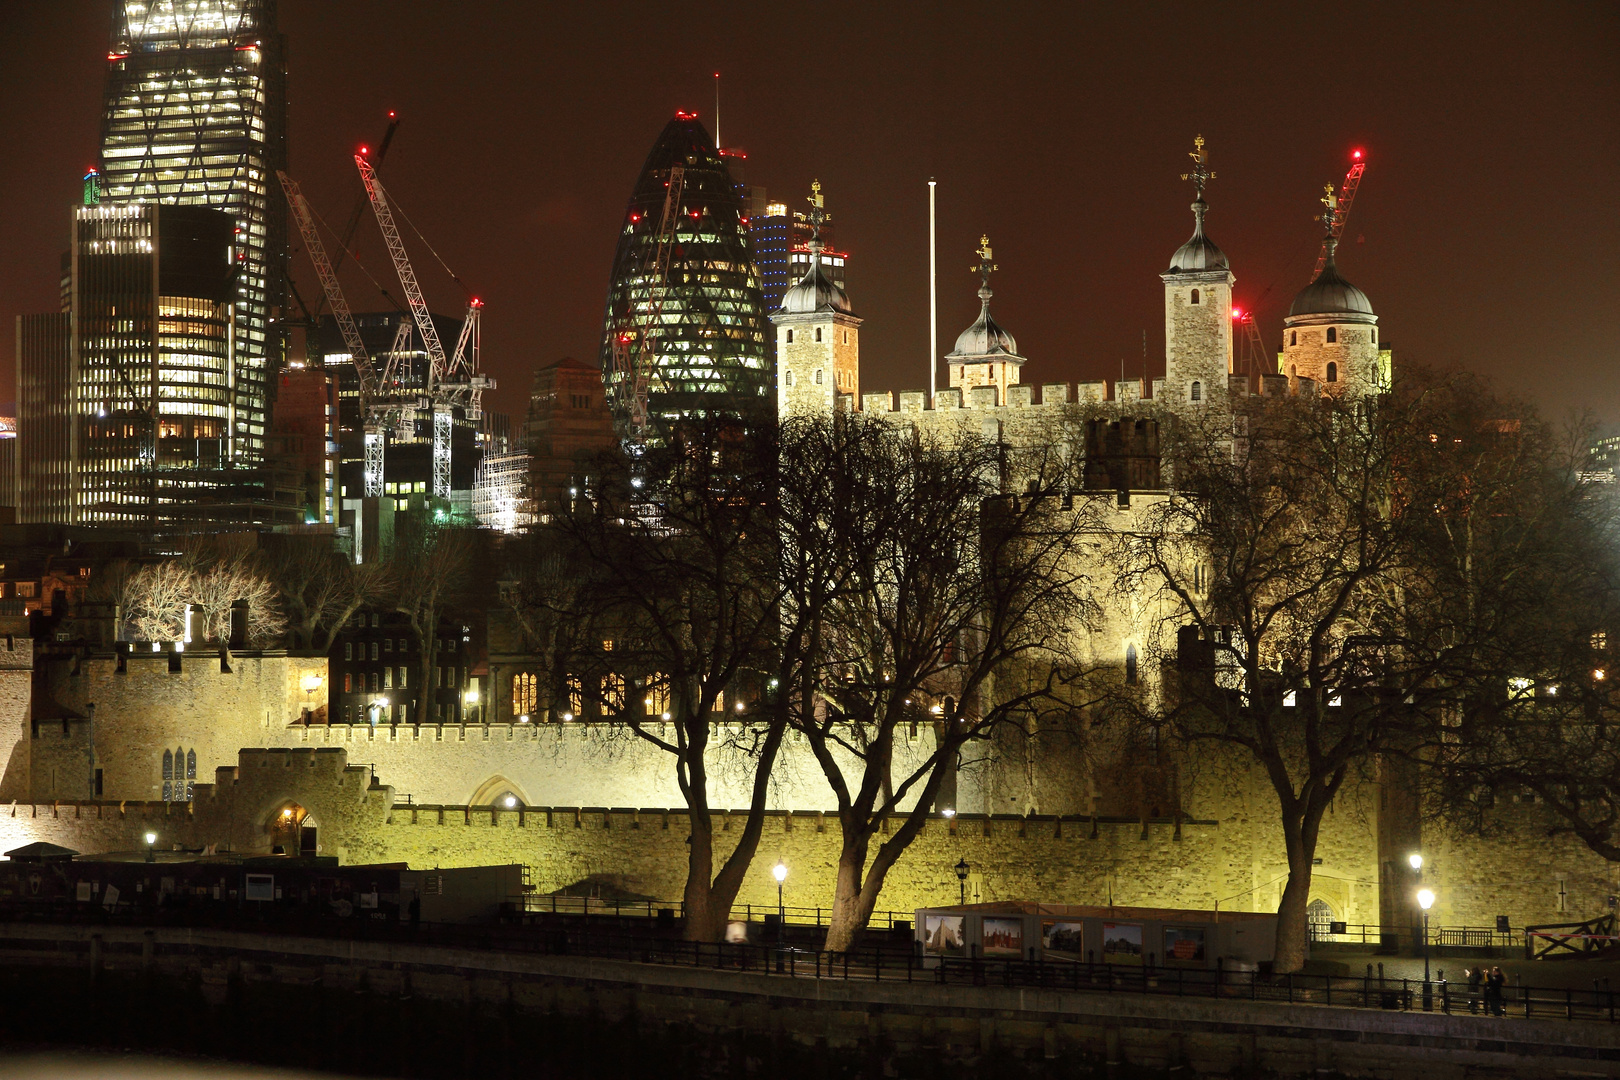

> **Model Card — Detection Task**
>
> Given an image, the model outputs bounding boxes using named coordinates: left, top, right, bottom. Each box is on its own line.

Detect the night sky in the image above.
left=1, top=2, right=1615, bottom=427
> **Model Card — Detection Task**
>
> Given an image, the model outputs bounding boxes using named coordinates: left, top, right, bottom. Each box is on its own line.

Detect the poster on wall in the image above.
left=1040, top=920, right=1086, bottom=962
left=1101, top=922, right=1143, bottom=965
left=982, top=916, right=1024, bottom=958
left=1164, top=925, right=1206, bottom=964
left=923, top=914, right=964, bottom=956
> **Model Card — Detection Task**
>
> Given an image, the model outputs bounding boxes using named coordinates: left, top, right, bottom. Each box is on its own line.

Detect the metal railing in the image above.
left=515, top=894, right=912, bottom=931
left=1309, top=922, right=1520, bottom=951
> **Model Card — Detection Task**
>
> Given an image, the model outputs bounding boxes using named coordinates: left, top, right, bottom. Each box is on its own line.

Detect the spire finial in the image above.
left=1180, top=134, right=1214, bottom=199
left=972, top=235, right=997, bottom=297
left=1316, top=183, right=1341, bottom=267
left=806, top=179, right=828, bottom=247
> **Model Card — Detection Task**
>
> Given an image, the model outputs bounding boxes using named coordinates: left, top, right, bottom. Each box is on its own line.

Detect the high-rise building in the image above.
left=98, top=0, right=287, bottom=467
left=598, top=113, right=770, bottom=441
left=750, top=201, right=792, bottom=312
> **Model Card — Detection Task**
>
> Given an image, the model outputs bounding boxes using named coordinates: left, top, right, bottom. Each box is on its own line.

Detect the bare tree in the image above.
left=265, top=537, right=391, bottom=652
left=800, top=417, right=1100, bottom=952
left=549, top=420, right=790, bottom=942
left=389, top=521, right=484, bottom=725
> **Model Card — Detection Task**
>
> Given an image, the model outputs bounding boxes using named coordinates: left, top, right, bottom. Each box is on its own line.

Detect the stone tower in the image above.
left=1280, top=184, right=1383, bottom=396
left=945, top=236, right=1027, bottom=406
left=1161, top=136, right=1234, bottom=411
left=772, top=181, right=861, bottom=420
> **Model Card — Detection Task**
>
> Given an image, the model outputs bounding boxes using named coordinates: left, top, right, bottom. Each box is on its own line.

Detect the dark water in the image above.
left=0, top=1051, right=371, bottom=1079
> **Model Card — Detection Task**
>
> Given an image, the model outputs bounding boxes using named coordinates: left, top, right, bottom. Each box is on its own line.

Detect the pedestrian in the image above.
left=1466, top=966, right=1482, bottom=1014
left=1486, top=965, right=1507, bottom=1016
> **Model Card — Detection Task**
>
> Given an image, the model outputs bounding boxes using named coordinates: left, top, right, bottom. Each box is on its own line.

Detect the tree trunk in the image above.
left=705, top=722, right=787, bottom=941
left=1273, top=795, right=1330, bottom=973
left=822, top=832, right=871, bottom=953
left=682, top=807, right=717, bottom=942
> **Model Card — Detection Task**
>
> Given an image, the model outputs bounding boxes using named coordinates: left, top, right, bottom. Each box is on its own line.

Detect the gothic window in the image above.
left=186, top=750, right=196, bottom=800
left=644, top=672, right=670, bottom=717
left=1326, top=361, right=1338, bottom=383
left=841, top=330, right=849, bottom=345
left=565, top=674, right=583, bottom=715
left=601, top=673, right=626, bottom=711
left=814, top=327, right=823, bottom=342
left=1190, top=380, right=1202, bottom=402
left=1290, top=330, right=1297, bottom=346
left=1125, top=644, right=1138, bottom=685
left=1326, top=326, right=1337, bottom=344
left=815, top=369, right=823, bottom=385
left=785, top=370, right=794, bottom=387
left=786, top=328, right=794, bottom=343
left=162, top=749, right=173, bottom=801
left=512, top=672, right=537, bottom=716
left=1190, top=289, right=1200, bottom=305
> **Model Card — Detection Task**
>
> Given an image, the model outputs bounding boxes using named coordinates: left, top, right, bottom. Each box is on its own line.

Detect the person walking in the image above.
left=1486, top=965, right=1507, bottom=1016
left=1466, top=966, right=1483, bottom=1014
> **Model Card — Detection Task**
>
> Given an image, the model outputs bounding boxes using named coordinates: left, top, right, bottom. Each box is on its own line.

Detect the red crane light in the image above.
left=1352, top=149, right=1363, bottom=159
left=1231, top=308, right=1243, bottom=320
left=388, top=111, right=396, bottom=119
left=359, top=145, right=369, bottom=155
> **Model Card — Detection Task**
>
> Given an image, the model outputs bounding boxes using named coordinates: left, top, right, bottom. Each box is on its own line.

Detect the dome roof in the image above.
left=779, top=253, right=852, bottom=315
left=948, top=290, right=1020, bottom=359
left=1167, top=198, right=1228, bottom=273
left=1288, top=244, right=1374, bottom=318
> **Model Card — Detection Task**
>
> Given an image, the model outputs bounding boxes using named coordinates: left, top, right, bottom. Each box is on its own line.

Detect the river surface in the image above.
left=0, top=1051, right=377, bottom=1079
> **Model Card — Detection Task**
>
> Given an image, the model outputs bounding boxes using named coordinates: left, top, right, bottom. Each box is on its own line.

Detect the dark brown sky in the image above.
left=2, top=2, right=1616, bottom=426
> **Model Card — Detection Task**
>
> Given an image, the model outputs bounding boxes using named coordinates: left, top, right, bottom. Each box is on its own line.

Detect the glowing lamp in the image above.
left=661, top=711, right=672, bottom=721
left=300, top=673, right=324, bottom=694
left=1352, top=149, right=1363, bottom=159
left=504, top=796, right=517, bottom=808
left=1231, top=308, right=1243, bottom=319
left=464, top=687, right=480, bottom=704
left=772, top=861, right=788, bottom=884
left=1408, top=853, right=1423, bottom=871
left=144, top=832, right=157, bottom=845
left=735, top=701, right=746, bottom=712
left=941, top=808, right=956, bottom=819
left=1417, top=888, right=1435, bottom=911
left=359, top=146, right=369, bottom=155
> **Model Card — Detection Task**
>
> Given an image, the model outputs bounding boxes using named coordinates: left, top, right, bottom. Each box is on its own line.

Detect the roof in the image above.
left=916, top=901, right=1276, bottom=922
left=4, top=842, right=80, bottom=861
left=1288, top=241, right=1374, bottom=318
left=946, top=288, right=1023, bottom=362
left=1167, top=199, right=1228, bottom=273
left=778, top=251, right=853, bottom=316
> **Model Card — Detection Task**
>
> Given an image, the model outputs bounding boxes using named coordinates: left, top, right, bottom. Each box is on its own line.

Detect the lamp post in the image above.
left=144, top=831, right=157, bottom=864
left=772, top=861, right=787, bottom=941
left=1418, top=888, right=1435, bottom=1010
left=955, top=858, right=970, bottom=906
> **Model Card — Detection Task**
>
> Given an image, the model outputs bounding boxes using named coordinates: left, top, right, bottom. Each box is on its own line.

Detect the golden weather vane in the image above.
left=973, top=235, right=997, bottom=288
left=1317, top=183, right=1340, bottom=231
left=1180, top=134, right=1215, bottom=197
left=806, top=179, right=829, bottom=242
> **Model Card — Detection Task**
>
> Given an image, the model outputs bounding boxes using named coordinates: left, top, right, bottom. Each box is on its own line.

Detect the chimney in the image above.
left=228, top=600, right=248, bottom=650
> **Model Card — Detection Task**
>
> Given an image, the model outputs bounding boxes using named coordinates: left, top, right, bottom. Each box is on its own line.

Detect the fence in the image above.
left=1309, top=922, right=1521, bottom=951
left=516, top=893, right=912, bottom=931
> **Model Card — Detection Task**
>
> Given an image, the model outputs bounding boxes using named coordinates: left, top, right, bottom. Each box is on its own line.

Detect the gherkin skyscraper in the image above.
left=599, top=113, right=770, bottom=442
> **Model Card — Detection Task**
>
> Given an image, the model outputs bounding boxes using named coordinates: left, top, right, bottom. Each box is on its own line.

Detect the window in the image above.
left=1326, top=361, right=1338, bottom=383
left=1372, top=328, right=1377, bottom=344
left=344, top=673, right=352, bottom=693
left=841, top=330, right=848, bottom=345
left=785, top=328, right=794, bottom=343
left=815, top=369, right=823, bottom=385
left=566, top=675, right=583, bottom=715
left=383, top=638, right=392, bottom=653
left=370, top=642, right=378, bottom=661
left=1124, top=644, right=1138, bottom=685
left=1290, top=330, right=1297, bottom=346
left=644, top=672, right=670, bottom=716
left=1326, top=327, right=1337, bottom=344
left=814, top=327, right=822, bottom=342
left=785, top=370, right=794, bottom=387
left=601, top=673, right=625, bottom=711
left=1190, top=289, right=1200, bottom=305
left=1190, top=380, right=1202, bottom=402
left=398, top=666, right=407, bottom=688
left=513, top=672, right=537, bottom=716
left=384, top=669, right=393, bottom=690
left=344, top=642, right=352, bottom=661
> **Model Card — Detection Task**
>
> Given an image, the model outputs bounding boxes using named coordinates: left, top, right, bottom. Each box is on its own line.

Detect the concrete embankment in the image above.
left=0, top=923, right=1617, bottom=1078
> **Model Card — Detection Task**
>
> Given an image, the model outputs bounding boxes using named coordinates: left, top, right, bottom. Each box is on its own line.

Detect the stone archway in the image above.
left=1306, top=898, right=1336, bottom=941
left=267, top=801, right=320, bottom=856
left=468, top=775, right=529, bottom=809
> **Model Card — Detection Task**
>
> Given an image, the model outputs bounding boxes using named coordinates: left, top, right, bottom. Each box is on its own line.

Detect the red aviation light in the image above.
left=107, top=52, right=128, bottom=61
left=1352, top=149, right=1364, bottom=159
left=471, top=298, right=484, bottom=308
left=388, top=111, right=397, bottom=119
left=359, top=145, right=369, bottom=156
left=1231, top=308, right=1243, bottom=320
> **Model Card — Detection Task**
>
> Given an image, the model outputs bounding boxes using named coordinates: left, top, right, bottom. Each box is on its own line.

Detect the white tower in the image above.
left=1161, top=136, right=1234, bottom=412
left=771, top=181, right=861, bottom=420
left=1280, top=184, right=1384, bottom=396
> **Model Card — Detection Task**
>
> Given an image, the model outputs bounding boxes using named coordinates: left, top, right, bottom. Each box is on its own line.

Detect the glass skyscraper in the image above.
left=598, top=113, right=769, bottom=441
left=98, top=0, right=287, bottom=467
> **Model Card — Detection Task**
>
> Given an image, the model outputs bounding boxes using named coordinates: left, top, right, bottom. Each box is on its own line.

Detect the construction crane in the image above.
left=1312, top=149, right=1366, bottom=281
left=355, top=150, right=491, bottom=500
left=608, top=164, right=686, bottom=438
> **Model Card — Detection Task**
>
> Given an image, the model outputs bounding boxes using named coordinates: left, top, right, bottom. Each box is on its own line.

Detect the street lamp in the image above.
left=955, top=857, right=970, bottom=906
left=1409, top=853, right=1423, bottom=873
left=144, top=831, right=157, bottom=864
left=772, top=861, right=787, bottom=935
left=1417, top=888, right=1436, bottom=1009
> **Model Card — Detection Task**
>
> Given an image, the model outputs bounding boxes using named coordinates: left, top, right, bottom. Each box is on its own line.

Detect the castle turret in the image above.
left=945, top=236, right=1026, bottom=407
left=1280, top=184, right=1384, bottom=395
left=772, top=180, right=861, bottom=419
left=1161, top=135, right=1234, bottom=411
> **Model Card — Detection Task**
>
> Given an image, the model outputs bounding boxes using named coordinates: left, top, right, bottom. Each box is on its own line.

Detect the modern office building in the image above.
left=598, top=113, right=770, bottom=441
left=98, top=0, right=288, bottom=467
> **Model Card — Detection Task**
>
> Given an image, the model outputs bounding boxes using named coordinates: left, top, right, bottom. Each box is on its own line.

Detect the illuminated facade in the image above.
left=98, top=0, right=287, bottom=467
left=750, top=202, right=792, bottom=312
left=598, top=114, right=770, bottom=440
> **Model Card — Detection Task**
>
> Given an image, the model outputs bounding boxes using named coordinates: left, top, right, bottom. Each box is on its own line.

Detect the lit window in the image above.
left=513, top=672, right=537, bottom=715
